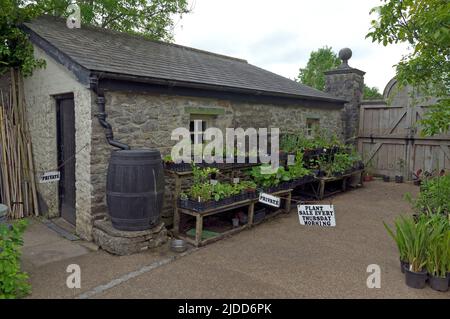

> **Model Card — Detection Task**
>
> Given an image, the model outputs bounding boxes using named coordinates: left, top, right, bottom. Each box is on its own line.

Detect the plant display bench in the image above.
left=166, top=164, right=258, bottom=229
left=173, top=188, right=293, bottom=247
left=306, top=169, right=364, bottom=200
left=175, top=198, right=254, bottom=247
left=250, top=188, right=293, bottom=226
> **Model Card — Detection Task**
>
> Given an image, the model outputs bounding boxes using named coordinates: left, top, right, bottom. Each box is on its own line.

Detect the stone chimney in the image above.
left=324, top=48, right=365, bottom=143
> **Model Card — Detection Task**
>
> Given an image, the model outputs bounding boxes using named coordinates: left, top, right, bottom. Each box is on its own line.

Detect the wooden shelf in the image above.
left=174, top=188, right=293, bottom=247
left=306, top=169, right=364, bottom=200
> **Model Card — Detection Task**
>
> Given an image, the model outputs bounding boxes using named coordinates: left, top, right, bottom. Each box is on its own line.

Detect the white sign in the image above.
left=259, top=193, right=281, bottom=208
left=297, top=205, right=336, bottom=227
left=39, top=171, right=61, bottom=184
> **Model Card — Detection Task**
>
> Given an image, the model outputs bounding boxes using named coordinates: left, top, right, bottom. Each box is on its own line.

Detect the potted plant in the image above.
left=163, top=154, right=192, bottom=172
left=401, top=215, right=429, bottom=289
left=384, top=218, right=408, bottom=273
left=412, top=169, right=423, bottom=186
left=363, top=160, right=374, bottom=182
left=395, top=158, right=405, bottom=183
left=426, top=214, right=450, bottom=292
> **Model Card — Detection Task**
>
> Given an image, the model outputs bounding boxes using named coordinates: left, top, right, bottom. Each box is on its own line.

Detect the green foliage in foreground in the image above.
left=0, top=220, right=30, bottom=299
left=384, top=213, right=449, bottom=276
left=405, top=174, right=450, bottom=216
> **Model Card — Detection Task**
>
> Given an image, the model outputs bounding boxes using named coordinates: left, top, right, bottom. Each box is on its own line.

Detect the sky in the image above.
left=173, top=0, right=410, bottom=92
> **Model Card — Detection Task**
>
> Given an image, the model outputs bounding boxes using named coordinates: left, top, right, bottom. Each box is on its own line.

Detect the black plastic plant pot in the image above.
left=428, top=275, right=449, bottom=292
left=165, top=162, right=192, bottom=172
left=383, top=175, right=390, bottom=182
left=404, top=268, right=428, bottom=289
left=395, top=175, right=404, bottom=183
left=400, top=260, right=409, bottom=273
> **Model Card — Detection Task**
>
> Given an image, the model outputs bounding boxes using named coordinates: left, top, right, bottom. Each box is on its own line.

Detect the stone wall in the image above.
left=324, top=68, right=365, bottom=143
left=91, top=91, right=343, bottom=226
left=22, top=47, right=345, bottom=240
left=23, top=46, right=93, bottom=240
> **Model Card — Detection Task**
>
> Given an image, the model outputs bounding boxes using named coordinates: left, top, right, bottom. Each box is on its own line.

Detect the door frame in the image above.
left=55, top=93, right=76, bottom=225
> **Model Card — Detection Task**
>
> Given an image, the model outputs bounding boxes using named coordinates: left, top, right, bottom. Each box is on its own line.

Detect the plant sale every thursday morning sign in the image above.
left=297, top=205, right=336, bottom=227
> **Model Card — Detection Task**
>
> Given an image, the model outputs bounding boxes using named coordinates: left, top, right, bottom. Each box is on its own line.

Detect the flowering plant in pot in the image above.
left=425, top=214, right=450, bottom=292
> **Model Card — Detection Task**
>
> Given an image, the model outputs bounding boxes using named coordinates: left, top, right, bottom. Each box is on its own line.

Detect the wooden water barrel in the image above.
left=106, top=149, right=165, bottom=231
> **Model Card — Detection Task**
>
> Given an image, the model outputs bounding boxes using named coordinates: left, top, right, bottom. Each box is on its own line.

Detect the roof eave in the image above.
left=92, top=71, right=347, bottom=105
left=22, top=24, right=91, bottom=86
left=23, top=24, right=346, bottom=105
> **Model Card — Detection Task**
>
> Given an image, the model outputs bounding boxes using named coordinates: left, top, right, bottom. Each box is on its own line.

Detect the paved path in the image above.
left=24, top=181, right=448, bottom=298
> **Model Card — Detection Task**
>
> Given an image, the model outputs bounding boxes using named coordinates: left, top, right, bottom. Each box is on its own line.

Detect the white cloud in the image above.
left=174, top=0, right=409, bottom=91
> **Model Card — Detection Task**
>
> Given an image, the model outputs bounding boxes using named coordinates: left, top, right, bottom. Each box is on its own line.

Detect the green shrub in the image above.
left=406, top=174, right=450, bottom=216
left=384, top=215, right=429, bottom=272
left=425, top=214, right=450, bottom=278
left=383, top=217, right=408, bottom=262
left=0, top=220, right=30, bottom=299
left=384, top=213, right=450, bottom=274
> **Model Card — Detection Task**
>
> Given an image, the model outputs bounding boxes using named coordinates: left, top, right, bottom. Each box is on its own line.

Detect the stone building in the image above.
left=19, top=16, right=363, bottom=240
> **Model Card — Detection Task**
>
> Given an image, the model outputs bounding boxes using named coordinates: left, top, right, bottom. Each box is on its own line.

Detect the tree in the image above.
left=366, top=0, right=450, bottom=135
left=1, top=0, right=190, bottom=75
left=0, top=0, right=45, bottom=76
left=363, top=85, right=383, bottom=100
left=298, top=46, right=383, bottom=100
left=297, top=46, right=340, bottom=91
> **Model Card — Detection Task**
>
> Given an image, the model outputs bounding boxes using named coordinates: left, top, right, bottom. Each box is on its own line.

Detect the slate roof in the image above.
left=23, top=16, right=345, bottom=103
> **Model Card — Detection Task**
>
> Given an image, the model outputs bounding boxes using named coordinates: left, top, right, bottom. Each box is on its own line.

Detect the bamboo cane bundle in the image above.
left=0, top=68, right=39, bottom=218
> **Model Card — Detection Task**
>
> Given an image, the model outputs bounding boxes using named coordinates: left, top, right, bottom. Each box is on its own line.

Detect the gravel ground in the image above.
left=25, top=181, right=449, bottom=298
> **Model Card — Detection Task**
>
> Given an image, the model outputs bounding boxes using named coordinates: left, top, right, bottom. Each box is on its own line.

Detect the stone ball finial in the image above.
left=338, top=48, right=352, bottom=68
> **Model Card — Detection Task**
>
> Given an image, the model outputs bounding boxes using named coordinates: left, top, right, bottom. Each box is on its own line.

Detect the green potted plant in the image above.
left=401, top=215, right=429, bottom=289
left=395, top=158, right=405, bottom=183
left=426, top=214, right=450, bottom=292
left=363, top=160, right=374, bottom=182
left=384, top=218, right=408, bottom=273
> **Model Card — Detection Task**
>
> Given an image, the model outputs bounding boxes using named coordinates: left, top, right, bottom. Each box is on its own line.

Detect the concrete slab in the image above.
left=22, top=240, right=90, bottom=268
left=22, top=220, right=90, bottom=267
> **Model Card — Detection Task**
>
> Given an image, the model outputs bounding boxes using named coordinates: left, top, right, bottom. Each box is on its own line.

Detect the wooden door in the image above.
left=358, top=103, right=450, bottom=180
left=57, top=96, right=76, bottom=225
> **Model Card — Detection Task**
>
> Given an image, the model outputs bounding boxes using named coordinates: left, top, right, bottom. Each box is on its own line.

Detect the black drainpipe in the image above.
left=90, top=76, right=130, bottom=150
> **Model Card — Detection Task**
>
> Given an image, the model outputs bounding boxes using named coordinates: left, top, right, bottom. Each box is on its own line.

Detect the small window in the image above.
left=306, top=118, right=320, bottom=137
left=190, top=115, right=213, bottom=144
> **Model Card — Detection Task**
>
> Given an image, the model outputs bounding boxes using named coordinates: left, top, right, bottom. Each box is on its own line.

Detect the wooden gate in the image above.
left=358, top=101, right=450, bottom=180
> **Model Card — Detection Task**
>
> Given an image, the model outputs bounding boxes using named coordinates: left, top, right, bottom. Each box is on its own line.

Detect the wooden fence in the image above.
left=357, top=101, right=450, bottom=180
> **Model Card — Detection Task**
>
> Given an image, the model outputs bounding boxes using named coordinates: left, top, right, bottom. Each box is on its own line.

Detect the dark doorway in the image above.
left=56, top=95, right=76, bottom=225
